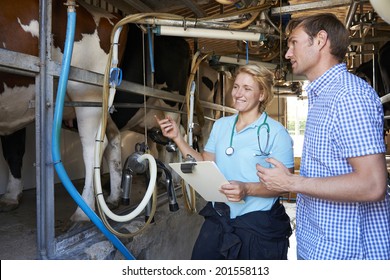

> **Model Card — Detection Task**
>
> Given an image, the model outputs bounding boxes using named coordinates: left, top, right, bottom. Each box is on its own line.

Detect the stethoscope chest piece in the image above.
left=225, top=146, right=234, bottom=156
left=225, top=113, right=271, bottom=157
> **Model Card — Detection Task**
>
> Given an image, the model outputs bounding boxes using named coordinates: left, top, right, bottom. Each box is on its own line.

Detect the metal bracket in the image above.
left=180, top=162, right=197, bottom=174
left=181, top=154, right=197, bottom=173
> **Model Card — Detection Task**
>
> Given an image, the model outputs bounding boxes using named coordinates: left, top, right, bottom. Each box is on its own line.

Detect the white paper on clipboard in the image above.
left=169, top=161, right=231, bottom=203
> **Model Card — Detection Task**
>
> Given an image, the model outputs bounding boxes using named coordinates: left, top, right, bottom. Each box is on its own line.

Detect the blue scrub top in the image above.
left=204, top=112, right=294, bottom=218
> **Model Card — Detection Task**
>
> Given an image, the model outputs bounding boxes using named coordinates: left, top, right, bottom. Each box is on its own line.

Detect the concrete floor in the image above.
left=0, top=188, right=38, bottom=259
left=0, top=173, right=204, bottom=260
left=0, top=180, right=81, bottom=259
left=0, top=182, right=297, bottom=260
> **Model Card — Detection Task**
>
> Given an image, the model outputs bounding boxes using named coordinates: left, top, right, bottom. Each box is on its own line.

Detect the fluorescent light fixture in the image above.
left=155, top=25, right=264, bottom=42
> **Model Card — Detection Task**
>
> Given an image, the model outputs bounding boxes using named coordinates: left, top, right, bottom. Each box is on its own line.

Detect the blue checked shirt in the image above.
left=298, top=63, right=390, bottom=259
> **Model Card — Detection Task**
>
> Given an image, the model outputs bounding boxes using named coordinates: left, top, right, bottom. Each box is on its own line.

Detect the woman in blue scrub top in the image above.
left=156, top=64, right=294, bottom=260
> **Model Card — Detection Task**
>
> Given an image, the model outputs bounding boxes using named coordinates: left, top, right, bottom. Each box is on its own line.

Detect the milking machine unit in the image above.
left=155, top=158, right=179, bottom=212
left=92, top=13, right=181, bottom=238
left=120, top=141, right=179, bottom=217
left=120, top=142, right=152, bottom=207
left=94, top=20, right=158, bottom=224
left=120, top=147, right=150, bottom=206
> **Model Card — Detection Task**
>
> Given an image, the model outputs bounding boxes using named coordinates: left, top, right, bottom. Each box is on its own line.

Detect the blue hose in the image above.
left=147, top=26, right=155, bottom=73
left=246, top=42, right=249, bottom=64
left=51, top=7, right=134, bottom=260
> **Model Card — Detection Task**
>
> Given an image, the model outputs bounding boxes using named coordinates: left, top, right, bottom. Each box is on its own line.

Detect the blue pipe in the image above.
left=246, top=42, right=249, bottom=64
left=51, top=6, right=134, bottom=260
left=147, top=26, right=155, bottom=73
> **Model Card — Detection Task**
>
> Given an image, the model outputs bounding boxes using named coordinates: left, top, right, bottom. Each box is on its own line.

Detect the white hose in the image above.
left=111, top=27, right=122, bottom=68
left=187, top=81, right=196, bottom=146
left=94, top=149, right=157, bottom=222
left=93, top=25, right=158, bottom=223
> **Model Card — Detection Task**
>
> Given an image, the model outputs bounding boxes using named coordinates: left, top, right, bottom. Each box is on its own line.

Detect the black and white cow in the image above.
left=354, top=41, right=390, bottom=131
left=378, top=41, right=390, bottom=96
left=355, top=41, right=390, bottom=97
left=0, top=0, right=191, bottom=221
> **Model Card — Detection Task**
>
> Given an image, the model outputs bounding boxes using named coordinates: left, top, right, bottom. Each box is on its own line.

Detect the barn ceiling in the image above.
left=96, top=0, right=390, bottom=70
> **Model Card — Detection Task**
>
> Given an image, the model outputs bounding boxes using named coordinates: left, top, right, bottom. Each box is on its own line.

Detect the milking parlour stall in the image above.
left=0, top=0, right=247, bottom=261
left=1, top=0, right=390, bottom=279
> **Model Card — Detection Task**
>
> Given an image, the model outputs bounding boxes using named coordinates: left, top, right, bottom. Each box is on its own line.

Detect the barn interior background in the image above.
left=0, top=0, right=389, bottom=260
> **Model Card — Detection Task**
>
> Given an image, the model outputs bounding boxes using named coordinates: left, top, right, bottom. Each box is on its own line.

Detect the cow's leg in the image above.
left=0, top=128, right=26, bottom=212
left=70, top=107, right=102, bottom=222
left=102, top=116, right=122, bottom=207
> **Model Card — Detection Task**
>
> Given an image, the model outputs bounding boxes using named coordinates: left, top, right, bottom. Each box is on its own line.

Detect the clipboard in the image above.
left=169, top=161, right=231, bottom=203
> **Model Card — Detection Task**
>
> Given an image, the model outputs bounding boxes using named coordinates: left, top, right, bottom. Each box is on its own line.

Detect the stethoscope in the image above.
left=225, top=113, right=270, bottom=156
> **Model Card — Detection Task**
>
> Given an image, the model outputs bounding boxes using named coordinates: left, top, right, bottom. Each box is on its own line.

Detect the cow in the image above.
left=0, top=0, right=191, bottom=222
left=111, top=24, right=190, bottom=186
left=354, top=41, right=390, bottom=131
left=354, top=42, right=390, bottom=97
left=378, top=41, right=390, bottom=96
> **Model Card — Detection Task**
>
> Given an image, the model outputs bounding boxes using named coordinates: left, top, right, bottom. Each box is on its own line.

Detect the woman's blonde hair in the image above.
left=234, top=64, right=274, bottom=113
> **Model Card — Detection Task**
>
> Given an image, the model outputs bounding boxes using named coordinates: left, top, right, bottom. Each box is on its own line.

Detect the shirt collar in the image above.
left=234, top=112, right=268, bottom=132
left=252, top=112, right=268, bottom=130
left=305, top=63, right=346, bottom=99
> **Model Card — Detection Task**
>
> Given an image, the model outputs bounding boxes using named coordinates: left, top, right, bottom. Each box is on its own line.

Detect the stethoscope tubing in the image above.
left=225, top=113, right=270, bottom=156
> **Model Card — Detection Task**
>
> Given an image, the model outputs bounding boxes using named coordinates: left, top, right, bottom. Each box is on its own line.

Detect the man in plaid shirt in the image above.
left=256, top=13, right=390, bottom=259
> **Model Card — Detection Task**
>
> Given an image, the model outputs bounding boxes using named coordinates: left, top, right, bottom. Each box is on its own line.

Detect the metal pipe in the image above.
left=345, top=0, right=359, bottom=28
left=120, top=157, right=134, bottom=206
left=156, top=159, right=179, bottom=212
left=380, top=93, right=390, bottom=104
left=138, top=15, right=267, bottom=31
left=37, top=0, right=53, bottom=260
left=0, top=48, right=237, bottom=114
left=188, top=81, right=196, bottom=147
left=155, top=25, right=265, bottom=41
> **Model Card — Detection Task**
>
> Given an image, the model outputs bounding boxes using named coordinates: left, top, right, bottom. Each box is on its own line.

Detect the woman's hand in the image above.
left=154, top=115, right=179, bottom=140
left=220, top=181, right=247, bottom=202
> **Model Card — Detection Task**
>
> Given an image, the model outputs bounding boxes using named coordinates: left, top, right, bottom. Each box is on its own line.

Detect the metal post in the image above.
left=37, top=0, right=55, bottom=259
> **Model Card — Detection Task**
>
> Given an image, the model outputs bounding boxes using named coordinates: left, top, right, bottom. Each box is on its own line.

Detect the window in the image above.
left=287, top=97, right=308, bottom=157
